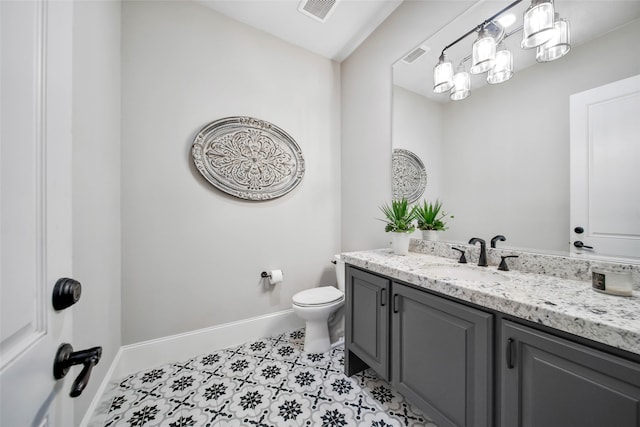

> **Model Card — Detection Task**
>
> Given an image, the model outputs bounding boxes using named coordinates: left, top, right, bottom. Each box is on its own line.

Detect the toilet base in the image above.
left=303, top=321, right=331, bottom=353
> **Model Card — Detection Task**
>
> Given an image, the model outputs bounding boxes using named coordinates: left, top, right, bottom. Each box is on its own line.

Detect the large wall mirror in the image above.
left=392, top=0, right=640, bottom=259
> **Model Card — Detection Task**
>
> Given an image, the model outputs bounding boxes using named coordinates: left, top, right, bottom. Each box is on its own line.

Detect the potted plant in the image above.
left=379, top=198, right=416, bottom=255
left=414, top=199, right=453, bottom=241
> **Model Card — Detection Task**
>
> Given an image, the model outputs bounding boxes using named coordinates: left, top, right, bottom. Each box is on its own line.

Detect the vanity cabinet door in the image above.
left=392, top=282, right=493, bottom=427
left=345, top=266, right=390, bottom=380
left=501, top=320, right=640, bottom=427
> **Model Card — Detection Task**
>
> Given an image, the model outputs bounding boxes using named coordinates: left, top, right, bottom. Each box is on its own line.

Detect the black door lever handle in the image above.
left=574, top=241, right=594, bottom=250
left=53, top=343, right=102, bottom=397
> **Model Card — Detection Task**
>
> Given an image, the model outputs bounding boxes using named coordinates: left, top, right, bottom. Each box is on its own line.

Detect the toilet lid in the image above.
left=292, top=286, right=344, bottom=306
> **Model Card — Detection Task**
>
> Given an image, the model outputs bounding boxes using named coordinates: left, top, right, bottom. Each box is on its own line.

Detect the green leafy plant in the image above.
left=379, top=198, right=416, bottom=233
left=414, top=200, right=453, bottom=231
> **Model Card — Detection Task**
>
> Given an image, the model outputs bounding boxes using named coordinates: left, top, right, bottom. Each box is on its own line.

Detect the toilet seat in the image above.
left=292, top=286, right=344, bottom=307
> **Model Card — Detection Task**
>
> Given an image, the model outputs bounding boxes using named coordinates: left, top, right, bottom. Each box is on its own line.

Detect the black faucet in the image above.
left=468, top=238, right=488, bottom=267
left=491, top=235, right=506, bottom=248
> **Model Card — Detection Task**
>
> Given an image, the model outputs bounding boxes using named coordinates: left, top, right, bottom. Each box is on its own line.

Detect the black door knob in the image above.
left=52, top=278, right=81, bottom=310
left=574, top=226, right=584, bottom=234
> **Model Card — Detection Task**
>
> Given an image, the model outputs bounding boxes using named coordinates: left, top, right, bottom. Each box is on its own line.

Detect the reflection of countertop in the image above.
left=342, top=249, right=640, bottom=355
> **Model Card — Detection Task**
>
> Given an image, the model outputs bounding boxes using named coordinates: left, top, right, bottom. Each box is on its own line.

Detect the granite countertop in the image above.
left=342, top=249, right=640, bottom=355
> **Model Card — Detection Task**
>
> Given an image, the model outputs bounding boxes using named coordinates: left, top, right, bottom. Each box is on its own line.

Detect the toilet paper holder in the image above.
left=261, top=269, right=284, bottom=285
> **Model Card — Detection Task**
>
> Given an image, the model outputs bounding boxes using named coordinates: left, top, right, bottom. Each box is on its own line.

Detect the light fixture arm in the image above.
left=440, top=0, right=524, bottom=56
left=505, top=25, right=524, bottom=38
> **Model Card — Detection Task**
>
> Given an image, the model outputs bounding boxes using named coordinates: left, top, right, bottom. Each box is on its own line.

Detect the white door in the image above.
left=1, top=1, right=75, bottom=425
left=570, top=74, right=640, bottom=259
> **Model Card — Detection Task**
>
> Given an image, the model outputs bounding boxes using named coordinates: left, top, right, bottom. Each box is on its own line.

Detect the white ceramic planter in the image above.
left=391, top=231, right=412, bottom=255
left=422, top=230, right=440, bottom=241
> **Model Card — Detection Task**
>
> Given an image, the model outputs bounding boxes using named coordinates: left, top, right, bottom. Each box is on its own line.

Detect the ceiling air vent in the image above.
left=298, top=0, right=339, bottom=23
left=402, top=46, right=430, bottom=64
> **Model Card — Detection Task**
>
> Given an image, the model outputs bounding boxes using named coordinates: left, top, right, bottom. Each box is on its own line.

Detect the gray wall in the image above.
left=72, top=1, right=121, bottom=423
left=341, top=1, right=474, bottom=251
left=121, top=1, right=341, bottom=344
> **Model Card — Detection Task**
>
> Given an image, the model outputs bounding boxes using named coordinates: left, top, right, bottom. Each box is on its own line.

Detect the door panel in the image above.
left=522, top=348, right=639, bottom=426
left=501, top=320, right=640, bottom=427
left=1, top=0, right=47, bottom=367
left=345, top=266, right=390, bottom=379
left=1, top=1, right=74, bottom=425
left=570, top=74, right=640, bottom=258
left=396, top=297, right=467, bottom=426
left=393, top=283, right=493, bottom=427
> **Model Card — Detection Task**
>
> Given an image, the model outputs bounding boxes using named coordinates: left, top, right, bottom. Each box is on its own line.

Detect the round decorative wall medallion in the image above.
left=392, top=148, right=427, bottom=203
left=192, top=117, right=305, bottom=200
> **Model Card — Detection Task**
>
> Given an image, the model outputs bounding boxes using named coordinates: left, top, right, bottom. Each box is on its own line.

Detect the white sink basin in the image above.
left=421, top=264, right=511, bottom=283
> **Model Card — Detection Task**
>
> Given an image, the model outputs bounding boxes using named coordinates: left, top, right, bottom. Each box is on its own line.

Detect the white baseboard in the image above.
left=116, top=309, right=304, bottom=378
left=80, top=309, right=303, bottom=426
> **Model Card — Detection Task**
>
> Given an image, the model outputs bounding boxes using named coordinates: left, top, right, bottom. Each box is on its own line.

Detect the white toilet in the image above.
left=292, top=255, right=345, bottom=353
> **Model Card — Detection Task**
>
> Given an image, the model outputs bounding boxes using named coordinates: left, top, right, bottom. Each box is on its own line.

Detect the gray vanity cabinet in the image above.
left=392, top=282, right=493, bottom=427
left=345, top=266, right=391, bottom=380
left=346, top=262, right=640, bottom=427
left=501, top=320, right=640, bottom=427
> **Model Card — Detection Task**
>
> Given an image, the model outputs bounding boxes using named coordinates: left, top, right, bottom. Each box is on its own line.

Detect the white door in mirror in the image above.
left=570, top=74, right=640, bottom=259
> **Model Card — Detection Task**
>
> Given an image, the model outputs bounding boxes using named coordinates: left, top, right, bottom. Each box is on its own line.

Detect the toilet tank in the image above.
left=334, top=254, right=345, bottom=292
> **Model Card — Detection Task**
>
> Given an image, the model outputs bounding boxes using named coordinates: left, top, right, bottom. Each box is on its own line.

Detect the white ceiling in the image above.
left=393, top=1, right=640, bottom=102
left=196, top=0, right=403, bottom=62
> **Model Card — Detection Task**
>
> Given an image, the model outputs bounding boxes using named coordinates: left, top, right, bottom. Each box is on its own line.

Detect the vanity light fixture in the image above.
left=450, top=64, right=471, bottom=101
left=487, top=43, right=514, bottom=84
left=432, top=0, right=571, bottom=100
left=536, top=13, right=570, bottom=62
left=433, top=53, right=454, bottom=93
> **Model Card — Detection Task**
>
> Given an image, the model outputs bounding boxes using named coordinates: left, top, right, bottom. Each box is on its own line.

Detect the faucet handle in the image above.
left=498, top=255, right=519, bottom=271
left=452, top=247, right=467, bottom=264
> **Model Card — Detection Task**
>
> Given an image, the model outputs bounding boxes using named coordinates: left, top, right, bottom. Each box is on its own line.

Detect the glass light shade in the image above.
left=536, top=16, right=571, bottom=62
left=487, top=46, right=513, bottom=84
left=521, top=0, right=555, bottom=49
left=450, top=67, right=470, bottom=101
left=470, top=29, right=496, bottom=74
left=497, top=13, right=516, bottom=28
left=433, top=55, right=454, bottom=93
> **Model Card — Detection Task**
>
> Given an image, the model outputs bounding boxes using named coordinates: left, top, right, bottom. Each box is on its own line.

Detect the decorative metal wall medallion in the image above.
left=392, top=148, right=427, bottom=203
left=192, top=117, right=305, bottom=200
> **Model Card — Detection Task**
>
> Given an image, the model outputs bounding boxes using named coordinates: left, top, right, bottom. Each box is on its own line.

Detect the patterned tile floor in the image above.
left=100, top=329, right=436, bottom=427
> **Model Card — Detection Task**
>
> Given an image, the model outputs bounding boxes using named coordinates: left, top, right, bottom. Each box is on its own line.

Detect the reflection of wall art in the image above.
left=392, top=148, right=427, bottom=203
left=192, top=117, right=305, bottom=201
